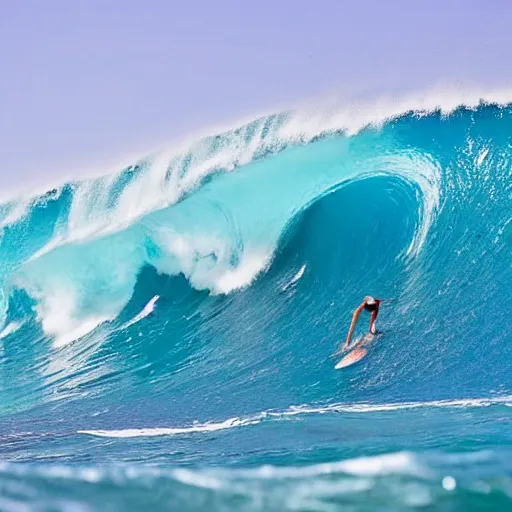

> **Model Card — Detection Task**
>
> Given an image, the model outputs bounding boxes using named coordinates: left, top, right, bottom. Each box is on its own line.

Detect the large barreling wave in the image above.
left=1, top=90, right=511, bottom=511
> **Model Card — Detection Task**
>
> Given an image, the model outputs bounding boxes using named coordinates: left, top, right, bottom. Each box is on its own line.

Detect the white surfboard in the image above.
left=335, top=347, right=368, bottom=369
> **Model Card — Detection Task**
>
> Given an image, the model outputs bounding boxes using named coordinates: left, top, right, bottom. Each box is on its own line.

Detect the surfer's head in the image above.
left=364, top=296, right=376, bottom=305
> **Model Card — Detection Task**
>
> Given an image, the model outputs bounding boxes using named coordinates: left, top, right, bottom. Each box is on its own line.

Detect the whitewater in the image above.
left=0, top=89, right=511, bottom=511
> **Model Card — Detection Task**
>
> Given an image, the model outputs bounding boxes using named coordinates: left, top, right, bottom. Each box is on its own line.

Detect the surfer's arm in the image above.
left=369, top=300, right=381, bottom=335
left=344, top=303, right=365, bottom=348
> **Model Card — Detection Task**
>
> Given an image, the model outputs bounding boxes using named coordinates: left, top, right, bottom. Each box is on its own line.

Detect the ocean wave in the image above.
left=0, top=90, right=510, bottom=418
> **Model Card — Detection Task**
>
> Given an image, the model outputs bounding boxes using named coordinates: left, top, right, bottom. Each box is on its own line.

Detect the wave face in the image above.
left=1, top=97, right=511, bottom=511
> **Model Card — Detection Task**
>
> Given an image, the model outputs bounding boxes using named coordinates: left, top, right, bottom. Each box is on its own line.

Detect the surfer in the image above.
left=344, top=296, right=381, bottom=349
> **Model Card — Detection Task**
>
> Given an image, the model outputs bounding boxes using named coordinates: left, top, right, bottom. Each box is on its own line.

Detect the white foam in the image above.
left=278, top=396, right=512, bottom=415
left=476, top=148, right=489, bottom=167
left=0, top=321, right=22, bottom=339
left=122, top=295, right=159, bottom=329
left=9, top=85, right=512, bottom=242
left=30, top=288, right=112, bottom=348
left=213, top=252, right=271, bottom=294
left=51, top=316, right=109, bottom=349
left=78, top=395, right=512, bottom=438
left=282, top=264, right=306, bottom=291
left=0, top=199, right=32, bottom=227
left=231, top=452, right=424, bottom=479
left=78, top=416, right=261, bottom=438
left=279, top=85, right=512, bottom=142
left=152, top=229, right=272, bottom=295
left=173, top=468, right=225, bottom=490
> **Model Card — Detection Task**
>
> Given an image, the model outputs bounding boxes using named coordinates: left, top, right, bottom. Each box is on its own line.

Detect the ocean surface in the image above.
left=0, top=93, right=511, bottom=511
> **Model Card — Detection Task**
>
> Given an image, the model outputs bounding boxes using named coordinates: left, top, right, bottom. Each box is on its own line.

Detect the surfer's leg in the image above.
left=369, top=310, right=378, bottom=334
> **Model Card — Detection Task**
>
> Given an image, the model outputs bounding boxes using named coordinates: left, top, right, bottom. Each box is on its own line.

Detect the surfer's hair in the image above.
left=364, top=296, right=376, bottom=305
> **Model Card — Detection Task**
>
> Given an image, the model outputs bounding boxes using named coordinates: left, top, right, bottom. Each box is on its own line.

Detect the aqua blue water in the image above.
left=0, top=98, right=511, bottom=511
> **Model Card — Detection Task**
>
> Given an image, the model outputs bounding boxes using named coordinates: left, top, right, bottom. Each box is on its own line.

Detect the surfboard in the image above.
left=335, top=347, right=368, bottom=369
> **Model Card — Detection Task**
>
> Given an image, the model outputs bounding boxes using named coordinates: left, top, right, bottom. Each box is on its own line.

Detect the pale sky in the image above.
left=1, top=0, right=511, bottom=189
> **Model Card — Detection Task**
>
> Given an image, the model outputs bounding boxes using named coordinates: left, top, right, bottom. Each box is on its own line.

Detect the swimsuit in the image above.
left=364, top=302, right=378, bottom=312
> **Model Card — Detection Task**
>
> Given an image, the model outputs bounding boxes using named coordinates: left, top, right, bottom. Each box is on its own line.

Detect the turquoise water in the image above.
left=0, top=98, right=511, bottom=510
